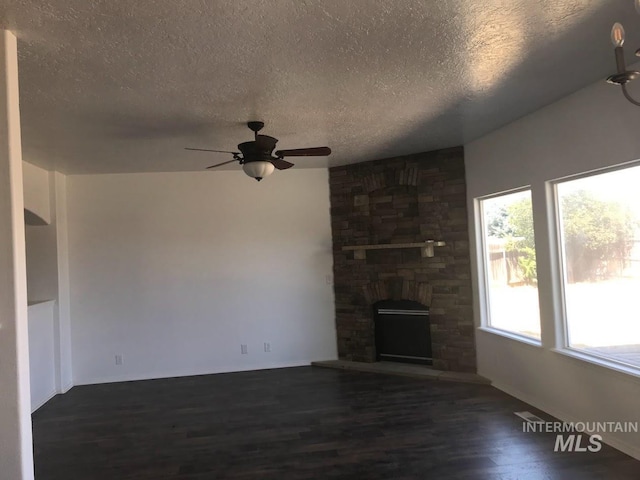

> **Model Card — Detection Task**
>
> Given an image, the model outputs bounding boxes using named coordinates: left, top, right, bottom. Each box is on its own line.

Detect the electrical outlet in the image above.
left=115, top=354, right=123, bottom=366
left=264, top=342, right=271, bottom=353
left=241, top=344, right=248, bottom=354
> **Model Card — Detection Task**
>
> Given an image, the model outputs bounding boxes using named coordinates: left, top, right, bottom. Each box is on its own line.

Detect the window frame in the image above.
left=550, top=161, right=640, bottom=375
left=476, top=186, right=542, bottom=344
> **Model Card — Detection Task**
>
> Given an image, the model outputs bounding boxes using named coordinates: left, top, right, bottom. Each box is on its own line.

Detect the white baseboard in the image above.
left=491, top=380, right=640, bottom=461
left=60, top=381, right=74, bottom=394
left=31, top=389, right=58, bottom=413
left=74, top=360, right=313, bottom=386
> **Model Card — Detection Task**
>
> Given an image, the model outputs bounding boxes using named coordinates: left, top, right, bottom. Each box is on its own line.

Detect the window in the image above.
left=556, top=165, right=640, bottom=369
left=480, top=190, right=541, bottom=339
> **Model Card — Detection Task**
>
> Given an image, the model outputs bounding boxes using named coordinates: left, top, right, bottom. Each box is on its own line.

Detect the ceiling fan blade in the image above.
left=274, top=147, right=331, bottom=157
left=271, top=158, right=294, bottom=170
left=185, top=147, right=239, bottom=154
left=206, top=159, right=239, bottom=169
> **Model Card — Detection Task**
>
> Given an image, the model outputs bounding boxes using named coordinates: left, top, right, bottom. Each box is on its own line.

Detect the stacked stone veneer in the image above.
left=329, top=147, right=476, bottom=372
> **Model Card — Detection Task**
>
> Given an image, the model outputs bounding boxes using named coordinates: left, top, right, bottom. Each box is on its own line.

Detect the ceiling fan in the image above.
left=185, top=121, right=331, bottom=181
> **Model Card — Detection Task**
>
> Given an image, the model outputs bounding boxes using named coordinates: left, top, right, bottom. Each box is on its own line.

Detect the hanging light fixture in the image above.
left=185, top=121, right=331, bottom=181
left=242, top=160, right=275, bottom=181
left=606, top=2, right=640, bottom=105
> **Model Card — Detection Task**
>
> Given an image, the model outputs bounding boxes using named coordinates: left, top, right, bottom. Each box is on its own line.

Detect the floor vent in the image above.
left=514, top=411, right=545, bottom=423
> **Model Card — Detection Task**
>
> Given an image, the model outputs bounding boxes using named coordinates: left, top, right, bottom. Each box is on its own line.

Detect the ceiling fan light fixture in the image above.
left=242, top=161, right=275, bottom=181
left=186, top=121, right=331, bottom=180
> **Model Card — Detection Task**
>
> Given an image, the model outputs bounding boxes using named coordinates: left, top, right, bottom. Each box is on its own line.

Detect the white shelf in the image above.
left=342, top=240, right=446, bottom=259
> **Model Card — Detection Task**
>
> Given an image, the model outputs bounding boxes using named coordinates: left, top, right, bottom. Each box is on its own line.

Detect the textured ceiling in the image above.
left=0, top=0, right=637, bottom=174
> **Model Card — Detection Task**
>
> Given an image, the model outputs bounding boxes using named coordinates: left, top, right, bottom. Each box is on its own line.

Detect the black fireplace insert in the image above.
left=374, top=299, right=432, bottom=365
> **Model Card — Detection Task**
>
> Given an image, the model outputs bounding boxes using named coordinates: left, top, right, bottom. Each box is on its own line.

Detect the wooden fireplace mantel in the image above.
left=342, top=240, right=446, bottom=260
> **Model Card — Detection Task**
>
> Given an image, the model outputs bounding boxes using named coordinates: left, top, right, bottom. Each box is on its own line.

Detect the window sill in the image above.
left=551, top=347, right=640, bottom=383
left=477, top=326, right=542, bottom=348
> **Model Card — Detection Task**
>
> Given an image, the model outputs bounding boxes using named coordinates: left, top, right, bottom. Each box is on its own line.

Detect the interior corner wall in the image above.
left=465, top=75, right=640, bottom=459
left=67, top=169, right=337, bottom=385
left=52, top=171, right=73, bottom=393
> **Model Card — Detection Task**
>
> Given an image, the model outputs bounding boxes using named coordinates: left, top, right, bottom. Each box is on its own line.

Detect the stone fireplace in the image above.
left=329, top=147, right=476, bottom=372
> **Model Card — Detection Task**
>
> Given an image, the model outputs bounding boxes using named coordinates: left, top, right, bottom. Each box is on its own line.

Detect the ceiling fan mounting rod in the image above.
left=247, top=121, right=264, bottom=140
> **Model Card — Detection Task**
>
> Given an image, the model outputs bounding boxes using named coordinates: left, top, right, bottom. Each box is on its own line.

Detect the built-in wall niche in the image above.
left=22, top=162, right=64, bottom=412
left=24, top=221, right=58, bottom=304
left=24, top=208, right=48, bottom=226
left=23, top=161, right=52, bottom=225
left=24, top=208, right=60, bottom=412
left=24, top=205, right=58, bottom=303
left=23, top=161, right=56, bottom=301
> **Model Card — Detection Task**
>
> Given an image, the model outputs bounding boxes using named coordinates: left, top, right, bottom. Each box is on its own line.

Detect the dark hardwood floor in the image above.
left=32, top=367, right=639, bottom=479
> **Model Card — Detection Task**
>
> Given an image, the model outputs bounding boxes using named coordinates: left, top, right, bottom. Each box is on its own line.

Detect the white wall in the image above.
left=466, top=74, right=640, bottom=459
left=27, top=301, right=56, bottom=412
left=67, top=169, right=337, bottom=385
